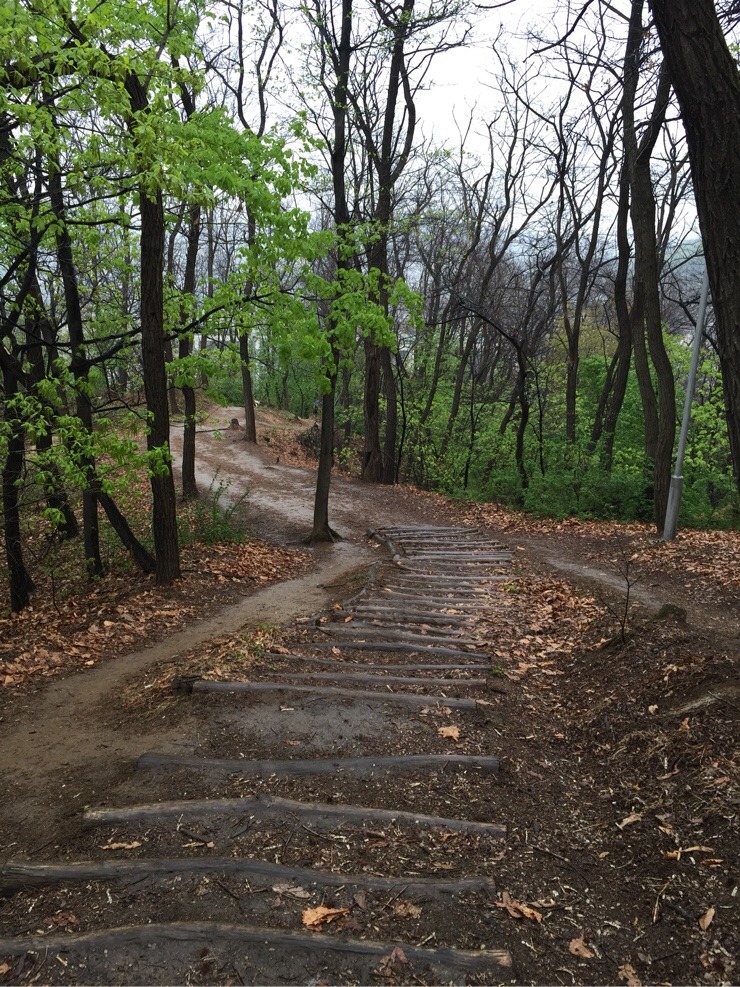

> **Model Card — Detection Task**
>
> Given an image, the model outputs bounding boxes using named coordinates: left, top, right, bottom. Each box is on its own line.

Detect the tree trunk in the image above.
left=140, top=188, right=181, bottom=584
left=362, top=339, right=383, bottom=482
left=440, top=326, right=477, bottom=458
left=25, top=306, right=79, bottom=540
left=239, top=333, right=258, bottom=443
left=309, top=370, right=339, bottom=542
left=649, top=0, right=740, bottom=496
left=97, top=493, right=156, bottom=572
left=2, top=365, right=35, bottom=612
left=180, top=205, right=201, bottom=500
left=48, top=167, right=103, bottom=577
left=380, top=344, right=397, bottom=484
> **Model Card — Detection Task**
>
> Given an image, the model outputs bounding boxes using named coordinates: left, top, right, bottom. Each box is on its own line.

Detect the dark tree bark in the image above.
left=240, top=213, right=258, bottom=444
left=50, top=163, right=155, bottom=572
left=1, top=363, right=35, bottom=612
left=139, top=187, right=182, bottom=582
left=48, top=167, right=103, bottom=577
left=125, top=69, right=181, bottom=584
left=239, top=332, right=258, bottom=443
left=649, top=0, right=740, bottom=496
left=362, top=339, right=383, bottom=482
left=25, top=299, right=79, bottom=540
left=307, top=0, right=353, bottom=541
left=180, top=205, right=201, bottom=501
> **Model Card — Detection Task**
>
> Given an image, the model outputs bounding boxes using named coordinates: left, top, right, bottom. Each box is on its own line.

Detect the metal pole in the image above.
left=663, top=266, right=710, bottom=540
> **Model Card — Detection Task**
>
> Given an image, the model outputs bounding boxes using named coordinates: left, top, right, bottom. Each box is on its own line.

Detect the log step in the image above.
left=264, top=670, right=491, bottom=688
left=0, top=856, right=496, bottom=896
left=136, top=751, right=500, bottom=777
left=83, top=793, right=507, bottom=836
left=310, top=642, right=491, bottom=659
left=262, top=653, right=493, bottom=672
left=0, top=922, right=512, bottom=974
left=191, top=680, right=481, bottom=708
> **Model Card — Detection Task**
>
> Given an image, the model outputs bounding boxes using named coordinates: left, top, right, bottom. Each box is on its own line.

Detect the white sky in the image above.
left=414, top=0, right=562, bottom=150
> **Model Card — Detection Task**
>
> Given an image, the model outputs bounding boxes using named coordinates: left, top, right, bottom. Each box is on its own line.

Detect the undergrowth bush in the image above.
left=178, top=478, right=250, bottom=546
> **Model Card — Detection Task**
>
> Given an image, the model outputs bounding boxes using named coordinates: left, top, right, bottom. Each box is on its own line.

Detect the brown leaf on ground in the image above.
left=437, top=725, right=460, bottom=741
left=376, top=946, right=409, bottom=977
left=699, top=906, right=716, bottom=931
left=100, top=841, right=142, bottom=851
left=494, top=891, right=543, bottom=922
left=393, top=901, right=422, bottom=919
left=618, top=962, right=642, bottom=986
left=302, top=905, right=350, bottom=927
left=272, top=884, right=311, bottom=900
left=569, top=937, right=594, bottom=959
left=617, top=812, right=642, bottom=829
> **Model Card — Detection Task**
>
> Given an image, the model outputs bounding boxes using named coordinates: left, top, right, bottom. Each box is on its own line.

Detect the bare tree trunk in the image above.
left=310, top=369, right=340, bottom=542
left=649, top=0, right=740, bottom=496
left=381, top=344, right=397, bottom=483
left=1, top=364, right=35, bottom=611
left=140, top=188, right=181, bottom=583
left=180, top=205, right=201, bottom=501
left=239, top=333, right=258, bottom=442
left=362, top=339, right=383, bottom=482
left=124, top=65, right=181, bottom=583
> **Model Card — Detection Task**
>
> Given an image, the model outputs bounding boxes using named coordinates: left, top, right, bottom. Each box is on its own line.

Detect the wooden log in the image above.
left=373, top=525, right=471, bottom=534
left=321, top=623, right=477, bottom=644
left=326, top=618, right=471, bottom=636
left=0, top=857, right=497, bottom=896
left=318, top=623, right=482, bottom=645
left=390, top=572, right=509, bottom=581
left=337, top=608, right=476, bottom=626
left=0, top=922, right=512, bottom=972
left=403, top=553, right=512, bottom=560
left=310, top=642, right=491, bottom=659
left=190, top=680, right=479, bottom=709
left=270, top=671, right=490, bottom=688
left=83, top=794, right=507, bottom=837
left=262, top=653, right=492, bottom=672
left=137, top=752, right=499, bottom=776
left=377, top=591, right=499, bottom=610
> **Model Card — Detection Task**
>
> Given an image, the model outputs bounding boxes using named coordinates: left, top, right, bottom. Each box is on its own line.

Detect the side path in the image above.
left=0, top=525, right=516, bottom=985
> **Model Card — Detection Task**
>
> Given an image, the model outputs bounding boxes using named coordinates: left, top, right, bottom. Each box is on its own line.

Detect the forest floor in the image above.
left=0, top=405, right=738, bottom=986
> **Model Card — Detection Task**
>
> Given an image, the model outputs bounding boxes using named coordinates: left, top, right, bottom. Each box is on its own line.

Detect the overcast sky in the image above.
left=415, top=0, right=562, bottom=149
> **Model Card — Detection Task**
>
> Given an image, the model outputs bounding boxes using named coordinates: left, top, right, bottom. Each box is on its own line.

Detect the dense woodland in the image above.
left=1, top=0, right=740, bottom=613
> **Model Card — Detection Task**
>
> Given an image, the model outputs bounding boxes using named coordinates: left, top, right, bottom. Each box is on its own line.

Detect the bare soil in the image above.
left=0, top=406, right=737, bottom=986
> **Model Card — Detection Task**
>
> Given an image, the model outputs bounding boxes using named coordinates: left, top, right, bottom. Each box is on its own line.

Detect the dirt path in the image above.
left=0, top=412, right=737, bottom=986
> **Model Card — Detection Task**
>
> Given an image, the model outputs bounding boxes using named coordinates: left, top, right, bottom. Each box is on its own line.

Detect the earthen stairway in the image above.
left=0, top=526, right=515, bottom=985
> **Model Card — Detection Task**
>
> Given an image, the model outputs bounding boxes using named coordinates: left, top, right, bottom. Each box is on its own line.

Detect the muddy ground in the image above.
left=0, top=406, right=737, bottom=986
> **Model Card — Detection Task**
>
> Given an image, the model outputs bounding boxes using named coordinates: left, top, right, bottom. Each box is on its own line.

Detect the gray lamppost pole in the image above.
left=663, top=266, right=710, bottom=541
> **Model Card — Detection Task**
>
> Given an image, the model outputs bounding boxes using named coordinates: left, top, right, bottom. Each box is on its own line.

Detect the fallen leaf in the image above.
left=618, top=963, right=642, bottom=986
left=569, top=937, right=594, bottom=959
left=182, top=840, right=215, bottom=849
left=494, top=891, right=543, bottom=922
left=45, top=912, right=79, bottom=928
left=393, top=901, right=422, bottom=919
left=438, top=725, right=460, bottom=741
left=0, top=962, right=11, bottom=975
left=617, top=812, right=642, bottom=830
left=699, top=906, right=715, bottom=931
left=302, top=905, right=349, bottom=927
left=376, top=946, right=408, bottom=974
left=272, top=883, right=311, bottom=899
left=100, top=841, right=141, bottom=851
